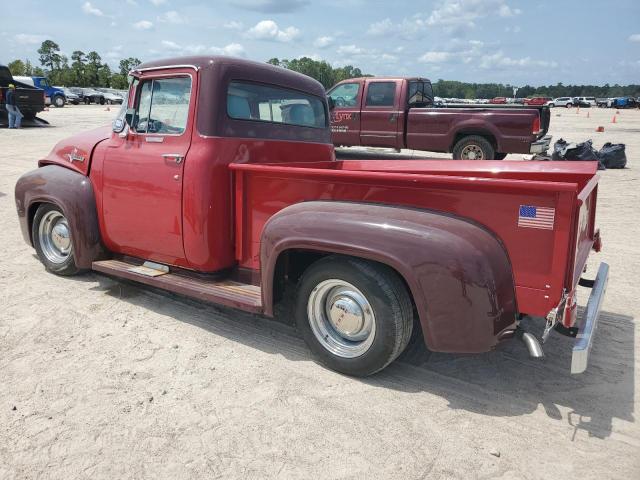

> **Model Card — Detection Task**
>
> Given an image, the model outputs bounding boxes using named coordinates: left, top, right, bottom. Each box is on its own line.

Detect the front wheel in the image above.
left=296, top=256, right=413, bottom=376
left=452, top=135, right=495, bottom=160
left=53, top=95, right=65, bottom=108
left=32, top=204, right=80, bottom=275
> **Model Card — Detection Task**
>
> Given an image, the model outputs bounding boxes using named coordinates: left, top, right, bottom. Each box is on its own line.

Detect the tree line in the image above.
left=268, top=57, right=640, bottom=99
left=7, top=42, right=640, bottom=99
left=7, top=40, right=140, bottom=90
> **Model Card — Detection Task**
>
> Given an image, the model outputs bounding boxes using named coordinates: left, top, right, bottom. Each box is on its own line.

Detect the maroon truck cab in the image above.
left=15, top=56, right=607, bottom=377
left=328, top=77, right=552, bottom=160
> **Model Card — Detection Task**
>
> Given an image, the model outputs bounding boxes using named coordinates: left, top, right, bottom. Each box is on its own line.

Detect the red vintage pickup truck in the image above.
left=328, top=77, right=552, bottom=160
left=15, top=56, right=608, bottom=376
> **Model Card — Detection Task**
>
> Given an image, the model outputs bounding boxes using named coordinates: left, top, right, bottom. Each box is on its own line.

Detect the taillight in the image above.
left=532, top=116, right=541, bottom=135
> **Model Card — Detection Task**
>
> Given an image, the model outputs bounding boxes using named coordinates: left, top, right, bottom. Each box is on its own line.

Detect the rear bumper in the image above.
left=571, top=262, right=609, bottom=374
left=530, top=135, right=552, bottom=154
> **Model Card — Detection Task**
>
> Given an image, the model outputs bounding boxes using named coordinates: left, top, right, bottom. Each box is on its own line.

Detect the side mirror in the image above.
left=327, top=97, right=335, bottom=111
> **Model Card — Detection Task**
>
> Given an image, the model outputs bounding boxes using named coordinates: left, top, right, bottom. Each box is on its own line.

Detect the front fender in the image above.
left=14, top=165, right=104, bottom=269
left=261, top=201, right=517, bottom=353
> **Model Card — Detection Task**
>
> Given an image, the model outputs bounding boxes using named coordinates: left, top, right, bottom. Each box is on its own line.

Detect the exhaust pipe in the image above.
left=516, top=327, right=544, bottom=359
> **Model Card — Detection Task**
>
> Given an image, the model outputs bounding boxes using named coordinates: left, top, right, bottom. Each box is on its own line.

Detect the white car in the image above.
left=574, top=96, right=597, bottom=107
left=547, top=97, right=574, bottom=108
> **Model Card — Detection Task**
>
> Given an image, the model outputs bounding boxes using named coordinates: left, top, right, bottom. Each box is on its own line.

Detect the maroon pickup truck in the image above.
left=15, top=56, right=606, bottom=377
left=328, top=77, right=551, bottom=160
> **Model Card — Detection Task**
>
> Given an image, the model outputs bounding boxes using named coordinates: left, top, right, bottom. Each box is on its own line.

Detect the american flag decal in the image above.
left=518, top=205, right=555, bottom=230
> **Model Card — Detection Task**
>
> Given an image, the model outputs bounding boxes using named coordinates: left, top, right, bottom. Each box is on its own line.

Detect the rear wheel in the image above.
left=452, top=135, right=495, bottom=160
left=32, top=204, right=80, bottom=276
left=296, top=256, right=413, bottom=376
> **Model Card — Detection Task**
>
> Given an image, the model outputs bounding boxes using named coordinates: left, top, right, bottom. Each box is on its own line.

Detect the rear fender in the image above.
left=14, top=165, right=104, bottom=269
left=260, top=201, right=517, bottom=353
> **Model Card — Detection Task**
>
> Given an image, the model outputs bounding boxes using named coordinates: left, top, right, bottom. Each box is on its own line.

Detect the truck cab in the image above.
left=15, top=56, right=608, bottom=377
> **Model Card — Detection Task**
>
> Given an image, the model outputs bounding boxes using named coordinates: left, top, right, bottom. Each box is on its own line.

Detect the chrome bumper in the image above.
left=571, top=262, right=609, bottom=374
left=530, top=135, right=552, bottom=154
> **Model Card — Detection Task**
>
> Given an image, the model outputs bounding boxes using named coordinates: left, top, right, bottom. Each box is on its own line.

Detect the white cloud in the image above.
left=419, top=51, right=451, bottom=63
left=82, top=1, right=104, bottom=17
left=149, top=0, right=167, bottom=5
left=211, top=43, right=246, bottom=57
left=133, top=20, right=153, bottom=29
left=126, top=0, right=138, bottom=5
left=313, top=36, right=334, bottom=48
left=629, top=34, right=640, bottom=42
left=224, top=20, right=244, bottom=30
left=337, top=44, right=366, bottom=56
left=246, top=20, right=300, bottom=42
left=367, top=18, right=394, bottom=36
left=480, top=51, right=557, bottom=69
left=498, top=4, right=522, bottom=17
left=161, top=40, right=181, bottom=50
left=14, top=33, right=47, bottom=45
left=158, top=11, right=186, bottom=24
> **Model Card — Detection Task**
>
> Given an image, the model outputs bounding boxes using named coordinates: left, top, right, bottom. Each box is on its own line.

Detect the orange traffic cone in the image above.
left=616, top=110, right=620, bottom=114
left=577, top=106, right=580, bottom=114
left=612, top=115, right=616, bottom=123
left=596, top=126, right=604, bottom=132
left=587, top=111, right=590, bottom=118
left=105, top=106, right=110, bottom=111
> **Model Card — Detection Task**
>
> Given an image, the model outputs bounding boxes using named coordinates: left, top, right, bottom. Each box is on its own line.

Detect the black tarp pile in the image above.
left=548, top=138, right=627, bottom=169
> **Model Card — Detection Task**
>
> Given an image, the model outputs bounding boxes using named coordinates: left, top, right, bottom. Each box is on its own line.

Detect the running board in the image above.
left=92, top=259, right=263, bottom=313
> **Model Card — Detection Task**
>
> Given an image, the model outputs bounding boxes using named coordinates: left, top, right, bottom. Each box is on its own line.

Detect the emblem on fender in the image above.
left=66, top=147, right=85, bottom=163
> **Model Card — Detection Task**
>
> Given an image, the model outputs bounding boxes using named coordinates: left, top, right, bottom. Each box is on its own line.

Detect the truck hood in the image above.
left=39, top=125, right=112, bottom=176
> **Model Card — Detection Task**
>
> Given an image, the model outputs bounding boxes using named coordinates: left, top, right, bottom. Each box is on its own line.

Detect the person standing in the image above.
left=6, top=84, right=23, bottom=129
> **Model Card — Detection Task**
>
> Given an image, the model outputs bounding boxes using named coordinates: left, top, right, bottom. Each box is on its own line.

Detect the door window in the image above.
left=132, top=76, right=192, bottom=134
left=365, top=82, right=396, bottom=107
left=327, top=83, right=360, bottom=108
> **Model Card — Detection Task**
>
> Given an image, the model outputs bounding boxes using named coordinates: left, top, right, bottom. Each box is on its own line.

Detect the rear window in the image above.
left=227, top=80, right=326, bottom=129
left=408, top=81, right=433, bottom=106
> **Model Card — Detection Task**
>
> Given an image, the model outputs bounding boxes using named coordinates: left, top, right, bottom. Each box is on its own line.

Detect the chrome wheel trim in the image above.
left=307, top=279, right=376, bottom=358
left=38, top=210, right=72, bottom=264
left=461, top=144, right=484, bottom=160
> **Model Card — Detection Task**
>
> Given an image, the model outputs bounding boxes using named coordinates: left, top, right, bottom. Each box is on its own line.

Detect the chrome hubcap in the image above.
left=307, top=279, right=375, bottom=358
left=461, top=144, right=484, bottom=160
left=38, top=211, right=72, bottom=264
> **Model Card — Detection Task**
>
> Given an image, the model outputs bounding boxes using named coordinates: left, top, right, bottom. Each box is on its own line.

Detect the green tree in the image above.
left=118, top=57, right=141, bottom=76
left=8, top=59, right=26, bottom=76
left=37, top=40, right=62, bottom=73
left=71, top=50, right=86, bottom=86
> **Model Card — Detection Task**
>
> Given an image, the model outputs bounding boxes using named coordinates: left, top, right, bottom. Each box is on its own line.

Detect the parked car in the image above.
left=14, top=55, right=608, bottom=377
left=574, top=96, right=596, bottom=107
left=69, top=87, right=105, bottom=104
left=596, top=98, right=613, bottom=108
left=547, top=97, right=574, bottom=107
left=96, top=88, right=124, bottom=105
left=489, top=97, right=507, bottom=104
left=524, top=97, right=551, bottom=106
left=328, top=77, right=551, bottom=160
left=13, top=76, right=66, bottom=107
left=611, top=97, right=637, bottom=109
left=0, top=65, right=46, bottom=125
left=57, top=87, right=80, bottom=105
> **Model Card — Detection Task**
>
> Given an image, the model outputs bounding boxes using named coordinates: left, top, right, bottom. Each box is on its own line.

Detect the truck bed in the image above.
left=231, top=160, right=599, bottom=319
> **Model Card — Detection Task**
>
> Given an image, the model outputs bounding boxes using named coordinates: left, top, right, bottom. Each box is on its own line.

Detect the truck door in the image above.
left=359, top=81, right=401, bottom=148
left=101, top=73, right=194, bottom=266
left=328, top=81, right=362, bottom=146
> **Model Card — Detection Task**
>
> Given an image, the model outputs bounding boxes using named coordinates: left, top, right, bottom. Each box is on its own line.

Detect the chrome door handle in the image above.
left=161, top=153, right=184, bottom=164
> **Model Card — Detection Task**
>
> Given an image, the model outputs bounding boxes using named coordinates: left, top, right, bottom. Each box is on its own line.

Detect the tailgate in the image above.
left=568, top=174, right=599, bottom=291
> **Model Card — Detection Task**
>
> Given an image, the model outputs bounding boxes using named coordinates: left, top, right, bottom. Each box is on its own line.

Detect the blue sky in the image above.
left=2, top=0, right=639, bottom=86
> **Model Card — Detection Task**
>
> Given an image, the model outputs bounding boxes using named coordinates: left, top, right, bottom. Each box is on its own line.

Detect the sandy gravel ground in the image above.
left=1, top=104, right=639, bottom=479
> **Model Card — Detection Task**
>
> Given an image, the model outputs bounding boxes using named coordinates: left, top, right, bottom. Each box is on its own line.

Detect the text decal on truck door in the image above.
left=518, top=205, right=555, bottom=230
